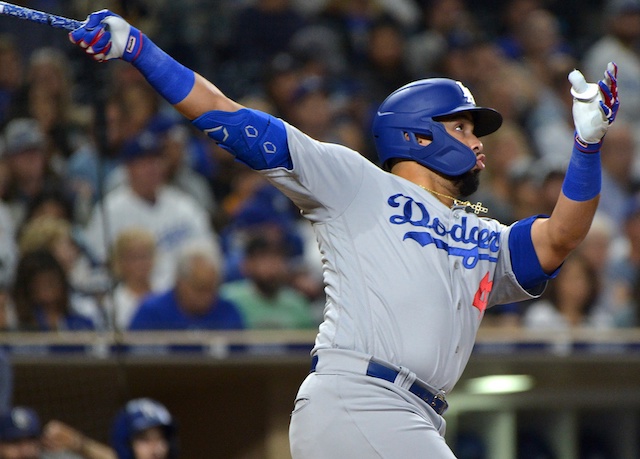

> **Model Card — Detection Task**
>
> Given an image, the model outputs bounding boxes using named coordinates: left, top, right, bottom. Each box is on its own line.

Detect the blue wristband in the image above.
left=131, top=34, right=195, bottom=105
left=561, top=139, right=601, bottom=202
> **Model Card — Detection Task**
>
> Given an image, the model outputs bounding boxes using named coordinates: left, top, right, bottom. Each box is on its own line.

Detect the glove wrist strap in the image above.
left=574, top=134, right=602, bottom=153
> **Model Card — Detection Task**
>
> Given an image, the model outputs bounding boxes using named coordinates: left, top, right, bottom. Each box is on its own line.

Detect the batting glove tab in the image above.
left=69, top=10, right=142, bottom=62
left=569, top=62, right=619, bottom=149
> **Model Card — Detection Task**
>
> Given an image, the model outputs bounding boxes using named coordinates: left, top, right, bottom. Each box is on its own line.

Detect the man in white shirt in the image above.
left=83, top=130, right=216, bottom=291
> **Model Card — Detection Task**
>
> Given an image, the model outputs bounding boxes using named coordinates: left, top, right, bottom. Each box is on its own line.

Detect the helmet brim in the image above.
left=471, top=107, right=503, bottom=137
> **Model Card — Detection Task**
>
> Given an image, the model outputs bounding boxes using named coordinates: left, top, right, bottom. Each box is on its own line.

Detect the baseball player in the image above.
left=69, top=10, right=619, bottom=458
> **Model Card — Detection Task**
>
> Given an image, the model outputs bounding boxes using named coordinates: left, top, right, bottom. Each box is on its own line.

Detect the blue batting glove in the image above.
left=69, top=9, right=142, bottom=62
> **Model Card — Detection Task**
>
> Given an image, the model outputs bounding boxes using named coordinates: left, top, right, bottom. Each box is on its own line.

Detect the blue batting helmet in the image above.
left=0, top=407, right=41, bottom=442
left=110, top=398, right=177, bottom=459
left=372, top=78, right=502, bottom=176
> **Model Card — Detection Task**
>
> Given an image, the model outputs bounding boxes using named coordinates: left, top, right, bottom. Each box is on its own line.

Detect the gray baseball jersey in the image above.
left=262, top=123, right=538, bottom=393
left=192, top=109, right=544, bottom=458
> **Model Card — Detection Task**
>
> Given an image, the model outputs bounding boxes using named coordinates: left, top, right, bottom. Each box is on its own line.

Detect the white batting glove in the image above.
left=69, top=10, right=143, bottom=62
left=568, top=62, right=619, bottom=147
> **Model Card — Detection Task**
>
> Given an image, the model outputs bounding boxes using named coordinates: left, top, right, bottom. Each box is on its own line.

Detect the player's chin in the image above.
left=457, top=169, right=481, bottom=198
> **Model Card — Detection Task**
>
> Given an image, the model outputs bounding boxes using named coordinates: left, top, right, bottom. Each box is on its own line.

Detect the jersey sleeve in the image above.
left=191, top=108, right=369, bottom=222
left=260, top=123, right=368, bottom=221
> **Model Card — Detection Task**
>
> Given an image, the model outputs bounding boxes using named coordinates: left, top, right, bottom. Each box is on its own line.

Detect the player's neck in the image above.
left=391, top=161, right=458, bottom=205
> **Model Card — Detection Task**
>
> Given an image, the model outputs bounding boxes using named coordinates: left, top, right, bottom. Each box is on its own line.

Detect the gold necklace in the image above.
left=418, top=185, right=488, bottom=215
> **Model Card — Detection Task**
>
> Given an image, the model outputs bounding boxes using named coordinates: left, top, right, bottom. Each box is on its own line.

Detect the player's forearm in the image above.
left=548, top=192, right=599, bottom=249
left=532, top=144, right=601, bottom=272
left=129, top=34, right=241, bottom=119
left=174, top=73, right=243, bottom=120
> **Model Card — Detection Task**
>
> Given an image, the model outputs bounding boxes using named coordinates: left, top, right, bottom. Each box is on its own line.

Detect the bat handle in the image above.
left=49, top=15, right=85, bottom=31
left=0, top=1, right=85, bottom=31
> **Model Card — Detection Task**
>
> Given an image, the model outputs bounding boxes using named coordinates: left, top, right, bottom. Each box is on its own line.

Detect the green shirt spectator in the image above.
left=220, top=235, right=316, bottom=329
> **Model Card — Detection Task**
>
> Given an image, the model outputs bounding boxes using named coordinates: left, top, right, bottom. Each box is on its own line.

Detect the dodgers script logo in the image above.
left=388, top=193, right=500, bottom=269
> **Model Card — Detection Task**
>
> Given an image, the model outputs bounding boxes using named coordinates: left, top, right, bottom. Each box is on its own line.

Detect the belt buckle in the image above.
left=430, top=391, right=448, bottom=414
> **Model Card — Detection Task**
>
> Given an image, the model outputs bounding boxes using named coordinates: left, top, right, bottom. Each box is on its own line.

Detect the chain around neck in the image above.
left=418, top=185, right=489, bottom=215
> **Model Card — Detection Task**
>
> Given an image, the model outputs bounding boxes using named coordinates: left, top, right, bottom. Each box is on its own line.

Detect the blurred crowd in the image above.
left=0, top=397, right=178, bottom=459
left=0, top=0, right=639, bottom=336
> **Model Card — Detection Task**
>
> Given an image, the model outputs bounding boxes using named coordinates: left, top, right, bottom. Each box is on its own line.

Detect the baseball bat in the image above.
left=0, top=1, right=84, bottom=31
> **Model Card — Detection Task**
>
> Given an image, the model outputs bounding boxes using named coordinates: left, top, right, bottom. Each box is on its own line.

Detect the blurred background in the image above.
left=1, top=0, right=640, bottom=458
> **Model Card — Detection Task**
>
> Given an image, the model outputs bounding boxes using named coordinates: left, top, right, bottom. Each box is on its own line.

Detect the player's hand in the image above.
left=68, top=9, right=142, bottom=63
left=568, top=62, right=619, bottom=147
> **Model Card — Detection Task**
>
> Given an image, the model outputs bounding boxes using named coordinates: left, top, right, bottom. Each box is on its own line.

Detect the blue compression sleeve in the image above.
left=561, top=136, right=601, bottom=202
left=131, top=34, right=195, bottom=105
left=509, top=216, right=559, bottom=291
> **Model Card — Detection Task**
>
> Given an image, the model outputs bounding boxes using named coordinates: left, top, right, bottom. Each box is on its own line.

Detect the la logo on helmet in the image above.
left=456, top=82, right=476, bottom=106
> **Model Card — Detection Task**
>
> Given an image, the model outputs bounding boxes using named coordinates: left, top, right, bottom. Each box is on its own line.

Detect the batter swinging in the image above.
left=69, top=10, right=619, bottom=458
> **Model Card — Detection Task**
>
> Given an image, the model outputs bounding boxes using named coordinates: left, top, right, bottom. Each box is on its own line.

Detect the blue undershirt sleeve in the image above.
left=508, top=215, right=560, bottom=292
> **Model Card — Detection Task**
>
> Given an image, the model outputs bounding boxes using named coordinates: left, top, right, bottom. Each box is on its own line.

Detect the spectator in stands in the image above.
left=598, top=122, right=639, bottom=231
left=110, top=398, right=177, bottom=459
left=579, top=213, right=621, bottom=324
left=602, top=193, right=640, bottom=327
left=405, top=0, right=478, bottom=79
left=21, top=188, right=74, bottom=225
left=7, top=47, right=92, bottom=166
left=128, top=238, right=243, bottom=331
left=104, top=114, right=216, bottom=216
left=219, top=179, right=304, bottom=282
left=522, top=251, right=608, bottom=329
left=509, top=8, right=575, bottom=88
left=0, top=281, right=14, bottom=330
left=105, top=228, right=156, bottom=331
left=1, top=118, right=67, bottom=229
left=494, top=0, right=543, bottom=60
left=262, top=52, right=304, bottom=120
left=67, top=80, right=164, bottom=225
left=41, top=420, right=115, bottom=459
left=0, top=35, right=23, bottom=127
left=582, top=0, right=640, bottom=128
left=503, top=158, right=544, bottom=224
left=11, top=250, right=98, bottom=331
left=0, top=197, right=17, bottom=289
left=312, top=0, right=389, bottom=66
left=284, top=76, right=366, bottom=154
left=18, top=217, right=94, bottom=294
left=83, top=129, right=216, bottom=292
left=354, top=16, right=413, bottom=112
left=220, top=235, right=315, bottom=329
left=536, top=162, right=567, bottom=217
left=0, top=406, right=42, bottom=459
left=226, top=0, right=307, bottom=92
left=525, top=48, right=576, bottom=164
left=470, top=120, right=536, bottom=224
left=0, top=405, right=114, bottom=459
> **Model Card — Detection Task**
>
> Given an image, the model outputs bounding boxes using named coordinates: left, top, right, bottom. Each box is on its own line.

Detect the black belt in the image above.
left=310, top=354, right=448, bottom=415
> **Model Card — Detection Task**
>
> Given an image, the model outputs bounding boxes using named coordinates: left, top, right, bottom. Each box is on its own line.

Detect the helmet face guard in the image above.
left=372, top=79, right=502, bottom=176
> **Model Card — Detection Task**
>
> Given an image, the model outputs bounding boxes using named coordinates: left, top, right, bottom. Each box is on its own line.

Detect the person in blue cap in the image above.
left=110, top=399, right=177, bottom=459
left=0, top=406, right=41, bottom=459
